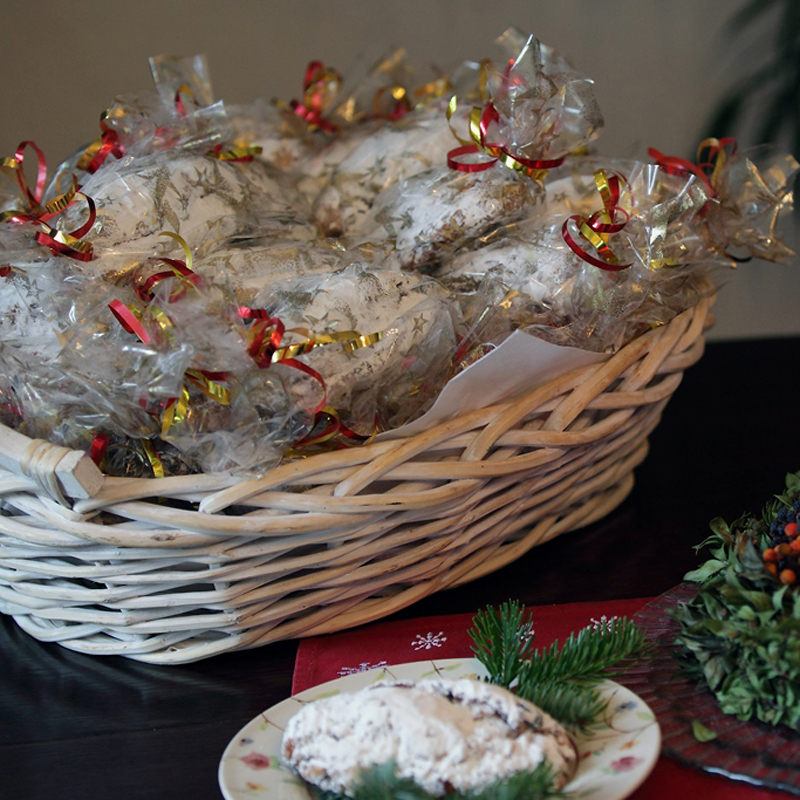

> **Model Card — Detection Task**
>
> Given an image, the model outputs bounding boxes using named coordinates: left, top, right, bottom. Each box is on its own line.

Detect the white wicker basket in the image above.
left=0, top=287, right=713, bottom=663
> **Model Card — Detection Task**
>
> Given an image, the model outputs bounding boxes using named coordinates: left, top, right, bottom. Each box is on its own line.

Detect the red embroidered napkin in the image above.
left=293, top=597, right=790, bottom=800
left=293, top=597, right=647, bottom=692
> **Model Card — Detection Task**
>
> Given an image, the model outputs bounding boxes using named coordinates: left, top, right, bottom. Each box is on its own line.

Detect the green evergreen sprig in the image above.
left=312, top=760, right=563, bottom=800
left=470, top=600, right=650, bottom=731
left=467, top=599, right=535, bottom=687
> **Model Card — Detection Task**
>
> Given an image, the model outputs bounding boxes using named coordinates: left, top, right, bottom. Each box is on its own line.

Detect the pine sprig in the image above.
left=312, top=759, right=562, bottom=800
left=470, top=600, right=649, bottom=730
left=519, top=614, right=648, bottom=731
left=468, top=599, right=535, bottom=687
left=520, top=617, right=651, bottom=685
left=514, top=680, right=609, bottom=733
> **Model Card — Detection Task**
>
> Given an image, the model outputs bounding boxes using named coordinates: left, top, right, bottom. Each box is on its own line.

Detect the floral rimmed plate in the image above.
left=218, top=657, right=660, bottom=800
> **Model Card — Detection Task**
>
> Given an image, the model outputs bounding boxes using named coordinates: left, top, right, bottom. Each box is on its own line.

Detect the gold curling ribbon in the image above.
left=285, top=405, right=378, bottom=456
left=160, top=373, right=231, bottom=436
left=0, top=156, right=79, bottom=221
left=267, top=327, right=384, bottom=364
left=372, top=85, right=412, bottom=119
left=185, top=369, right=231, bottom=405
left=160, top=231, right=193, bottom=271
left=207, top=143, right=263, bottom=161
left=2, top=149, right=96, bottom=260
left=561, top=169, right=633, bottom=271
left=280, top=61, right=342, bottom=131
left=160, top=372, right=230, bottom=436
left=75, top=110, right=125, bottom=173
left=413, top=76, right=451, bottom=106
left=161, top=388, right=190, bottom=436
left=140, top=438, right=165, bottom=478
left=499, top=290, right=520, bottom=310
left=42, top=223, right=95, bottom=259
left=446, top=98, right=559, bottom=181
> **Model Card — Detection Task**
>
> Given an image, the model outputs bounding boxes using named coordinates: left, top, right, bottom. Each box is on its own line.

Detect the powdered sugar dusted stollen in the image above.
left=312, top=107, right=458, bottom=237
left=256, top=264, right=460, bottom=432
left=195, top=236, right=392, bottom=306
left=57, top=152, right=309, bottom=259
left=358, top=166, right=541, bottom=270
left=280, top=677, right=577, bottom=796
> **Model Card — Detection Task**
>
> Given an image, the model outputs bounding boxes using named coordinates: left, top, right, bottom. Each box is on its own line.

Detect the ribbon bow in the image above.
left=75, top=111, right=125, bottom=174
left=648, top=137, right=737, bottom=199
left=372, top=84, right=413, bottom=121
left=446, top=97, right=565, bottom=180
left=1, top=140, right=96, bottom=261
left=237, top=307, right=383, bottom=448
left=561, top=170, right=633, bottom=271
left=288, top=61, right=341, bottom=133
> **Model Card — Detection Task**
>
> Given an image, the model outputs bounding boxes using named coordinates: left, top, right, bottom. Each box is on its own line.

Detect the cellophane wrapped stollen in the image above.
left=0, top=30, right=797, bottom=663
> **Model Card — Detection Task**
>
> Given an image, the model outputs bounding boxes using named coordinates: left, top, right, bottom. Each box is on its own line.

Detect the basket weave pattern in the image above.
left=0, top=290, right=712, bottom=663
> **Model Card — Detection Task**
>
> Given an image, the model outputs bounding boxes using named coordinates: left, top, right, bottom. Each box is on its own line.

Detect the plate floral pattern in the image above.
left=218, top=658, right=660, bottom=800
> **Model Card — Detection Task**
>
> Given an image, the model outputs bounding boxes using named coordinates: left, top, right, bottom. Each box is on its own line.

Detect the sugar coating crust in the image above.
left=280, top=677, right=577, bottom=796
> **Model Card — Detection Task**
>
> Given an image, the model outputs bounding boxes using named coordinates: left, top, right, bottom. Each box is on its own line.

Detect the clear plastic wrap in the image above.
left=438, top=156, right=716, bottom=353
left=702, top=144, right=799, bottom=261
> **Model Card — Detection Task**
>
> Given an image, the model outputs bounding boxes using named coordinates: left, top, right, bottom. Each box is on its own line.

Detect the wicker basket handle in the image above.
left=0, top=424, right=103, bottom=504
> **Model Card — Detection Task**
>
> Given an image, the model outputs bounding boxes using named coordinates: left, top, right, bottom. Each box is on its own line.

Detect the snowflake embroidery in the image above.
left=411, top=631, right=447, bottom=651
left=337, top=660, right=388, bottom=677
left=588, top=615, right=620, bottom=635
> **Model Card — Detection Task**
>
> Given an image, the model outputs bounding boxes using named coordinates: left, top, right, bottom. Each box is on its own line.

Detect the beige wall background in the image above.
left=1, top=0, right=798, bottom=340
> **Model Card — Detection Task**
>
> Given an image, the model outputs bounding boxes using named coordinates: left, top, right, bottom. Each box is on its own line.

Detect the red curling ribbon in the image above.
left=76, top=113, right=124, bottom=175
left=79, top=129, right=123, bottom=174
left=292, top=408, right=376, bottom=450
left=697, top=137, right=737, bottom=176
left=238, top=307, right=285, bottom=366
left=173, top=84, right=200, bottom=116
left=9, top=141, right=48, bottom=208
left=288, top=60, right=340, bottom=133
left=372, top=85, right=413, bottom=122
left=562, top=215, right=630, bottom=271
left=88, top=432, right=110, bottom=466
left=7, top=193, right=97, bottom=262
left=136, top=257, right=202, bottom=303
left=446, top=100, right=564, bottom=179
left=561, top=170, right=633, bottom=271
left=237, top=306, right=328, bottom=415
left=446, top=144, right=497, bottom=173
left=206, top=143, right=262, bottom=162
left=108, top=299, right=151, bottom=343
left=33, top=194, right=97, bottom=262
left=2, top=141, right=97, bottom=260
left=134, top=233, right=202, bottom=302
left=648, top=137, right=738, bottom=198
